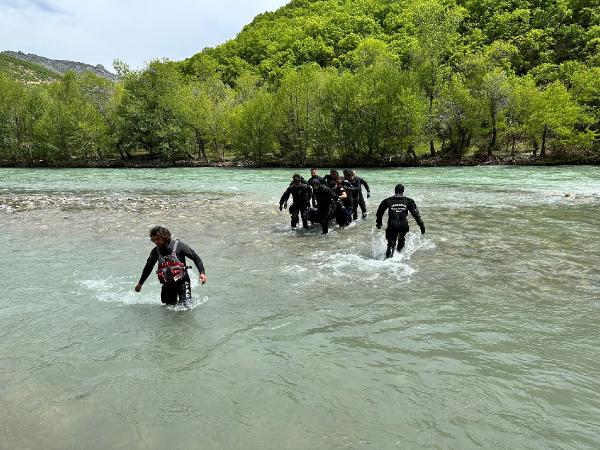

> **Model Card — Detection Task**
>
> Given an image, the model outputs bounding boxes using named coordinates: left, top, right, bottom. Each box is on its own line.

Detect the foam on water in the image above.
left=79, top=277, right=208, bottom=310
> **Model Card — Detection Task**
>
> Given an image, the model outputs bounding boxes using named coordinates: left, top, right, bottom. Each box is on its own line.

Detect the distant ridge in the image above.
left=1, top=50, right=118, bottom=81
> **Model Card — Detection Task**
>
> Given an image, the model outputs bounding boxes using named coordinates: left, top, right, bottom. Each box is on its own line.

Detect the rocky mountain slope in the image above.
left=1, top=51, right=117, bottom=81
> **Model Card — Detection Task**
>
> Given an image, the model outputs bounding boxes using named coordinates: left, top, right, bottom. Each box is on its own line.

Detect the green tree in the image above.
left=117, top=60, right=188, bottom=160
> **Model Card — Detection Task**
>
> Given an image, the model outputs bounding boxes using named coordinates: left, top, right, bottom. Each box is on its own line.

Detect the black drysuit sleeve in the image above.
left=178, top=241, right=206, bottom=274
left=280, top=187, right=291, bottom=206
left=138, top=248, right=158, bottom=285
left=375, top=199, right=388, bottom=227
left=408, top=200, right=425, bottom=233
left=359, top=177, right=370, bottom=193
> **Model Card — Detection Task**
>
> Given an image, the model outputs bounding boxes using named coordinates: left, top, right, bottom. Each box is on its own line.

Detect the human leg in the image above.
left=359, top=196, right=367, bottom=218
left=161, top=283, right=178, bottom=305
left=289, top=204, right=300, bottom=228
left=385, top=228, right=400, bottom=258
left=176, top=277, right=192, bottom=305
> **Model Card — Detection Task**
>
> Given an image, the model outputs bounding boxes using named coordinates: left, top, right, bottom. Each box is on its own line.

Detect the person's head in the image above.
left=149, top=226, right=171, bottom=247
left=312, top=179, right=321, bottom=189
left=336, top=176, right=343, bottom=186
left=330, top=169, right=338, bottom=177
left=395, top=184, right=405, bottom=195
left=344, top=169, right=354, bottom=179
left=310, top=167, right=318, bottom=177
left=292, top=174, right=302, bottom=185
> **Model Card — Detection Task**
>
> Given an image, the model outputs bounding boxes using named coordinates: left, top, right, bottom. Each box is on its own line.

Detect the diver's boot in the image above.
left=302, top=219, right=309, bottom=229
left=353, top=211, right=358, bottom=220
left=291, top=218, right=298, bottom=229
left=386, top=246, right=395, bottom=258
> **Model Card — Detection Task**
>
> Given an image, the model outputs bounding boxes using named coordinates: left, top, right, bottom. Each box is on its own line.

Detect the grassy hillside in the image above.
left=0, top=54, right=60, bottom=83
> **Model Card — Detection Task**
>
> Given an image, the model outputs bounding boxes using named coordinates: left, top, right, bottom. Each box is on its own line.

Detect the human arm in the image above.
left=375, top=199, right=387, bottom=229
left=359, top=177, right=370, bottom=197
left=180, top=242, right=207, bottom=284
left=408, top=200, right=425, bottom=234
left=135, top=249, right=158, bottom=292
left=279, top=188, right=291, bottom=210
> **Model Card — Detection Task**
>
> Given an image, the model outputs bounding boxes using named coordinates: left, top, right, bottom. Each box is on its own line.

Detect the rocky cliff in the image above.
left=1, top=51, right=118, bottom=81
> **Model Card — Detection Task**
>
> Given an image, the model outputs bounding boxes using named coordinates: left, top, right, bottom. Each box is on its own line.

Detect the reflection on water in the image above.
left=1, top=167, right=599, bottom=449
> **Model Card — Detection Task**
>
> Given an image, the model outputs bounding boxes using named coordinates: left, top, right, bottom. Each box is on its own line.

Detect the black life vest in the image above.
left=156, top=240, right=188, bottom=284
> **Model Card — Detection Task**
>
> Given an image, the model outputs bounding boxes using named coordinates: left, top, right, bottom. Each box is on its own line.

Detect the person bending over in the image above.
left=375, top=184, right=425, bottom=258
left=135, top=226, right=207, bottom=305
left=310, top=179, right=336, bottom=234
left=280, top=174, right=313, bottom=229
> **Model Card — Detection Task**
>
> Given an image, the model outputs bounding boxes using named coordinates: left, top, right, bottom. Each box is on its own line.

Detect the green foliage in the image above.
left=116, top=61, right=189, bottom=160
left=2, top=0, right=599, bottom=165
left=0, top=54, right=60, bottom=83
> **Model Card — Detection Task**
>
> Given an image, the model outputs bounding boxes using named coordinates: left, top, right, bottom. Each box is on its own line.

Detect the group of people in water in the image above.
left=278, top=168, right=425, bottom=258
left=135, top=169, right=425, bottom=307
left=279, top=168, right=371, bottom=234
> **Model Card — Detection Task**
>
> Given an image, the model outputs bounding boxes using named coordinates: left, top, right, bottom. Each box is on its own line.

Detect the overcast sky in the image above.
left=0, top=0, right=289, bottom=72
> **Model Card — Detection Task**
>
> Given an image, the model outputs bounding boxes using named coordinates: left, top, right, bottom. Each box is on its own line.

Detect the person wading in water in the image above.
left=135, top=226, right=207, bottom=306
left=376, top=184, right=425, bottom=258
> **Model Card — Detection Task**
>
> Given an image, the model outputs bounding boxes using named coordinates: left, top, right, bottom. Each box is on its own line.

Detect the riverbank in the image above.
left=1, top=153, right=599, bottom=168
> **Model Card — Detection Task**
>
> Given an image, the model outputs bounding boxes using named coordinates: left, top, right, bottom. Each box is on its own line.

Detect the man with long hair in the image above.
left=135, top=226, right=207, bottom=306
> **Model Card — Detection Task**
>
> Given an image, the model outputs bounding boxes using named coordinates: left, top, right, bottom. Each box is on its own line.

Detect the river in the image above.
left=1, top=166, right=599, bottom=449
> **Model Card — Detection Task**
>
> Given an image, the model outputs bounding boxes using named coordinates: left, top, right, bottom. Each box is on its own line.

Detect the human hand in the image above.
left=134, top=283, right=142, bottom=292
left=367, top=192, right=371, bottom=198
left=279, top=204, right=283, bottom=211
left=200, top=273, right=207, bottom=285
left=420, top=226, right=426, bottom=235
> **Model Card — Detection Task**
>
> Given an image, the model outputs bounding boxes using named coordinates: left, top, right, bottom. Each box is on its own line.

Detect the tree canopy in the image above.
left=1, top=0, right=599, bottom=165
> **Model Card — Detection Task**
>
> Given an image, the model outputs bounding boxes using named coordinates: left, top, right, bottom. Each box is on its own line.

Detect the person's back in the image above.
left=376, top=184, right=425, bottom=258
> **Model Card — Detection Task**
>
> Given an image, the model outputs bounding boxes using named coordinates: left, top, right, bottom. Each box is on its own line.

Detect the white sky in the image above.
left=0, top=0, right=289, bottom=72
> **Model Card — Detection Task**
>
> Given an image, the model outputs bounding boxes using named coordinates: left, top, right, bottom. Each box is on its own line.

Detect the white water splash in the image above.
left=79, top=276, right=208, bottom=310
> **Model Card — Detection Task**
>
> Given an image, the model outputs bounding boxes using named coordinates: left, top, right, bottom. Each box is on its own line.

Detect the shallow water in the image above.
left=1, top=166, right=599, bottom=449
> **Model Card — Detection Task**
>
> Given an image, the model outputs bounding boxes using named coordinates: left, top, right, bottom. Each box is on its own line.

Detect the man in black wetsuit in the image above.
left=310, top=179, right=336, bottom=234
left=335, top=175, right=353, bottom=227
left=307, top=168, right=326, bottom=207
left=324, top=169, right=339, bottom=190
left=280, top=174, right=313, bottom=229
left=135, top=226, right=207, bottom=305
left=307, top=168, right=326, bottom=187
left=376, top=184, right=425, bottom=258
left=348, top=170, right=370, bottom=220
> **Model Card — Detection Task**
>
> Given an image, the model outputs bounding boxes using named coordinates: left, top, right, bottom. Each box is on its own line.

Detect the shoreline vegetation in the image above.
left=2, top=153, right=599, bottom=169
left=1, top=0, right=599, bottom=167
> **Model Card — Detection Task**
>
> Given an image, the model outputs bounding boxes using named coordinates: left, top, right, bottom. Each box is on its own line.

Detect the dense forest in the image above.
left=1, top=0, right=599, bottom=166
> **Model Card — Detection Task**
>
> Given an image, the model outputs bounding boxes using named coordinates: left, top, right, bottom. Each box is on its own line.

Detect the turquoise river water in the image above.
left=0, top=166, right=599, bottom=449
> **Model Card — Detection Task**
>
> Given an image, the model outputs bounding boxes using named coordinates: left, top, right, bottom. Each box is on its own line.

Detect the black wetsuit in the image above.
left=311, top=185, right=336, bottom=234
left=336, top=184, right=353, bottom=226
left=307, top=175, right=326, bottom=206
left=280, top=183, right=313, bottom=228
left=324, top=174, right=338, bottom=190
left=376, top=195, right=425, bottom=258
left=351, top=176, right=370, bottom=218
left=138, top=239, right=206, bottom=305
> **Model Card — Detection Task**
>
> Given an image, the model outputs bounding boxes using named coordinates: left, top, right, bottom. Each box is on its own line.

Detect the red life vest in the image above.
left=156, top=240, right=188, bottom=284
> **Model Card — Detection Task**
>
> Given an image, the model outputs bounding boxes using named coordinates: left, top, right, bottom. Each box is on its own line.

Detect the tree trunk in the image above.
left=532, top=139, right=538, bottom=157
left=195, top=130, right=207, bottom=160
left=408, top=144, right=418, bottom=163
left=488, top=109, right=497, bottom=157
left=429, top=95, right=436, bottom=156
left=540, top=124, right=548, bottom=158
